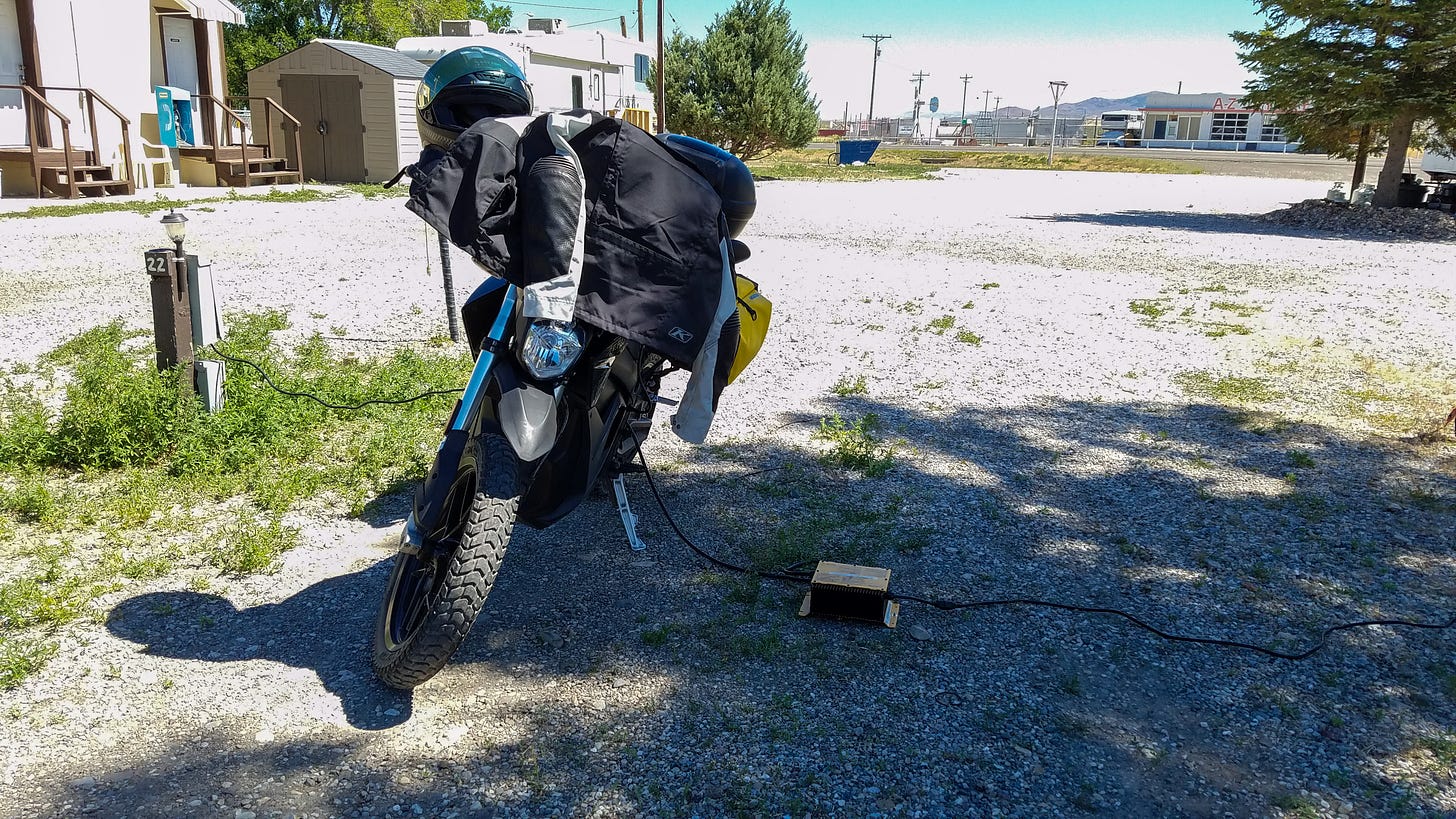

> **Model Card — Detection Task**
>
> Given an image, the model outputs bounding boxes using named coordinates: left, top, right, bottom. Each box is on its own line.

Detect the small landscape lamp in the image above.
left=161, top=209, right=188, bottom=254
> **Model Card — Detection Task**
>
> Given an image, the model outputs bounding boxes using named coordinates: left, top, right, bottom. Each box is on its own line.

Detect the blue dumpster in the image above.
left=835, top=139, right=880, bottom=165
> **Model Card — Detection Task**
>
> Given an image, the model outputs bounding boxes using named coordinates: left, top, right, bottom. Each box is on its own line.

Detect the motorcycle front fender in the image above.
left=489, top=361, right=560, bottom=464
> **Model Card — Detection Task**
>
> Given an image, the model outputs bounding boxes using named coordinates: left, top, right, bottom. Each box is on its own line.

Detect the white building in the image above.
left=1138, top=92, right=1297, bottom=152
left=396, top=18, right=655, bottom=128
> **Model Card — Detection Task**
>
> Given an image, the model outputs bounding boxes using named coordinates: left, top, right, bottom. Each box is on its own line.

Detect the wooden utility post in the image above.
left=145, top=248, right=194, bottom=378
left=655, top=0, right=665, bottom=132
left=637, top=0, right=644, bottom=41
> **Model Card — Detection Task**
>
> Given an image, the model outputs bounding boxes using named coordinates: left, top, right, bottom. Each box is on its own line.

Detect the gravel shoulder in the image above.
left=2, top=170, right=1456, bottom=818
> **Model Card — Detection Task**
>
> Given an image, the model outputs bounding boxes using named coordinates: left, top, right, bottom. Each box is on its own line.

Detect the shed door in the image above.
left=280, top=74, right=366, bottom=182
left=0, top=0, right=24, bottom=145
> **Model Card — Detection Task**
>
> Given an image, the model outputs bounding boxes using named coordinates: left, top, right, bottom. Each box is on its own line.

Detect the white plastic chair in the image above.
left=119, top=140, right=177, bottom=189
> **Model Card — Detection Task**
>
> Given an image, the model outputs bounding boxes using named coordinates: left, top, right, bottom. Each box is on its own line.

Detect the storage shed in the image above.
left=247, top=40, right=425, bottom=183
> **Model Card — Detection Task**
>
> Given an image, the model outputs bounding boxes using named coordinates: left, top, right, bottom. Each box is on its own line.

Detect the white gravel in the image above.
left=3, top=168, right=1456, bottom=818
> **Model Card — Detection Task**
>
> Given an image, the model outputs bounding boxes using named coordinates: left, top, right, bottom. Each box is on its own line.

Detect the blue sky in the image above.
left=508, top=0, right=1270, bottom=114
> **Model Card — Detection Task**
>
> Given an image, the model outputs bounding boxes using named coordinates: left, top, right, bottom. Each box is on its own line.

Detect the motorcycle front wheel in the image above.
left=372, top=433, right=519, bottom=690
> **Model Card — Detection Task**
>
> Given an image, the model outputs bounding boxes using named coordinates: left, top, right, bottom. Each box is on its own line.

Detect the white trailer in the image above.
left=397, top=19, right=655, bottom=126
left=1420, top=150, right=1456, bottom=181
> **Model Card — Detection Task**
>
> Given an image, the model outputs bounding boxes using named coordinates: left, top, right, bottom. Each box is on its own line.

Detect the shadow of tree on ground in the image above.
left=17, top=394, right=1454, bottom=817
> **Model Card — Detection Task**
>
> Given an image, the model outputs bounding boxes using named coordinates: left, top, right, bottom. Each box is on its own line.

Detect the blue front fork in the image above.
left=450, top=282, right=517, bottom=433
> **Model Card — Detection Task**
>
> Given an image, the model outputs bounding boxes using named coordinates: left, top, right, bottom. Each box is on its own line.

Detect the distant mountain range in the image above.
left=898, top=93, right=1153, bottom=120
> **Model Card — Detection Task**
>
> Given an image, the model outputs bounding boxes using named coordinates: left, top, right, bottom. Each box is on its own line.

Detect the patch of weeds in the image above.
left=1270, top=792, right=1318, bottom=817
left=928, top=315, right=956, bottom=335
left=1059, top=674, right=1083, bottom=696
left=338, top=182, right=408, bottom=199
left=980, top=282, right=1000, bottom=289
left=1421, top=736, right=1456, bottom=765
left=0, top=188, right=334, bottom=221
left=119, top=554, right=172, bottom=580
left=723, top=576, right=763, bottom=606
left=954, top=329, right=983, bottom=346
left=1326, top=768, right=1351, bottom=788
left=1208, top=300, right=1265, bottom=318
left=210, top=513, right=300, bottom=576
left=813, top=413, right=893, bottom=477
left=895, top=300, right=923, bottom=316
left=1404, top=486, right=1454, bottom=513
left=863, top=323, right=885, bottom=331
left=1203, top=323, right=1253, bottom=338
left=1289, top=450, right=1316, bottom=469
left=0, top=637, right=57, bottom=689
left=640, top=624, right=686, bottom=647
left=1174, top=371, right=1279, bottom=404
left=831, top=373, right=868, bottom=397
left=0, top=474, right=65, bottom=528
left=1128, top=299, right=1171, bottom=321
left=1250, top=564, right=1272, bottom=582
left=960, top=300, right=975, bottom=310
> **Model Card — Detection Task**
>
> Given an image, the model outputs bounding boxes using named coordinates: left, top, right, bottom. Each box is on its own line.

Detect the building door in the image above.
left=0, top=0, right=24, bottom=145
left=280, top=74, right=366, bottom=182
left=161, top=15, right=199, bottom=93
left=1152, top=119, right=1167, bottom=140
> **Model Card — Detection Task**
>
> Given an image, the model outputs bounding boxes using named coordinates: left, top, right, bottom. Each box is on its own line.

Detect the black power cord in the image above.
left=633, top=442, right=1456, bottom=662
left=208, top=344, right=464, bottom=411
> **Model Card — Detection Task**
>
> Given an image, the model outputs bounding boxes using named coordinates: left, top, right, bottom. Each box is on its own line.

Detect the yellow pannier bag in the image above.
left=729, top=274, right=771, bottom=383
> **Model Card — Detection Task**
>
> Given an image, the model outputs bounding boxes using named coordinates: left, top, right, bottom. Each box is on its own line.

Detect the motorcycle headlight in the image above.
left=519, top=319, right=583, bottom=380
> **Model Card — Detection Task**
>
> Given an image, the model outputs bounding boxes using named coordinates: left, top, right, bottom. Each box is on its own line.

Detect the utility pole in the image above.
left=1047, top=80, right=1068, bottom=166
left=993, top=95, right=1001, bottom=142
left=862, top=34, right=891, bottom=125
left=655, top=0, right=665, bottom=132
left=982, top=89, right=992, bottom=113
left=637, top=0, right=643, bottom=41
left=959, top=74, right=972, bottom=126
left=1177, top=80, right=1183, bottom=95
left=911, top=71, right=929, bottom=138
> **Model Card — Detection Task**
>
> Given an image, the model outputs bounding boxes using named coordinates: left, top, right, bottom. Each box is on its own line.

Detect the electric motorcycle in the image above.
left=372, top=135, right=756, bottom=690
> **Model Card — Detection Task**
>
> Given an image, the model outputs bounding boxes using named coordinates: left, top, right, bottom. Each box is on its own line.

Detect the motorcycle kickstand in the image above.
left=612, top=473, right=648, bottom=552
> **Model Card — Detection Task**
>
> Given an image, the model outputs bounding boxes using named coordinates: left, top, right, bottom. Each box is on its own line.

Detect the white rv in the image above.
left=396, top=19, right=656, bottom=125
left=1421, top=150, right=1456, bottom=180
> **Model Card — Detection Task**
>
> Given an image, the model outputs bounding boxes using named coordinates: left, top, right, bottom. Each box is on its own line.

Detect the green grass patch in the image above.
left=747, top=148, right=1202, bottom=181
left=337, top=182, right=409, bottom=199
left=0, top=314, right=474, bottom=685
left=1128, top=299, right=1171, bottom=321
left=0, top=187, right=336, bottom=221
left=928, top=315, right=956, bottom=335
left=0, top=637, right=56, bottom=689
left=1208, top=300, right=1264, bottom=318
left=955, top=329, right=983, bottom=346
left=1174, top=371, right=1280, bottom=404
left=1203, top=323, right=1253, bottom=338
left=812, top=413, right=893, bottom=477
left=831, top=373, right=868, bottom=397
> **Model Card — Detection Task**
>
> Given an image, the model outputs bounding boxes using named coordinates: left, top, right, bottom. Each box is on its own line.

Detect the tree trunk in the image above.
left=1350, top=124, right=1371, bottom=190
left=1372, top=109, right=1418, bottom=208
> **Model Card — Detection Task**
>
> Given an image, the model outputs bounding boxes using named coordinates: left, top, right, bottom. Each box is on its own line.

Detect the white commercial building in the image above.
left=1138, top=92, right=1297, bottom=152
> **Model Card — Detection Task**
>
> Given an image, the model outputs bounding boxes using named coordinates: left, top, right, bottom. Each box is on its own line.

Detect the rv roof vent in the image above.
left=527, top=17, right=566, bottom=33
left=440, top=19, right=491, bottom=36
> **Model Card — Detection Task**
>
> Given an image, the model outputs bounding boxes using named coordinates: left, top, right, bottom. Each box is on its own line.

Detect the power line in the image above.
left=511, top=1, right=616, bottom=10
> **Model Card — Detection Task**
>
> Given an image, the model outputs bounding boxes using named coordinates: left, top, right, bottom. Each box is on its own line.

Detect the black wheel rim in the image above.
left=382, top=461, right=477, bottom=651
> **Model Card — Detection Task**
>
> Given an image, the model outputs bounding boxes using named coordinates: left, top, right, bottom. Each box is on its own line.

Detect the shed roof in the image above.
left=315, top=40, right=427, bottom=79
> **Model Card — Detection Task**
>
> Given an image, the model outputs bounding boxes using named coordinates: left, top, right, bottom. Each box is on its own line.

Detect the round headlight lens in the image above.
left=519, top=319, right=583, bottom=380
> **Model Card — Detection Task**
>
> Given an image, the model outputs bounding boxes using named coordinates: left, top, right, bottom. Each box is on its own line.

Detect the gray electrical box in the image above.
left=187, top=254, right=224, bottom=347
left=196, top=360, right=226, bottom=413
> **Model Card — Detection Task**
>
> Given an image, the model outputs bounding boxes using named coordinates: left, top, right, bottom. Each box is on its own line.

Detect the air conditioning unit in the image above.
left=439, top=19, right=490, bottom=36
left=527, top=18, right=566, bottom=34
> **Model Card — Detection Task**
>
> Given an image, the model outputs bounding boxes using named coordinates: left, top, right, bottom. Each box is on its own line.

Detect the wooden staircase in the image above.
left=187, top=96, right=305, bottom=187
left=39, top=154, right=133, bottom=197
left=1, top=85, right=136, bottom=198
left=180, top=143, right=302, bottom=187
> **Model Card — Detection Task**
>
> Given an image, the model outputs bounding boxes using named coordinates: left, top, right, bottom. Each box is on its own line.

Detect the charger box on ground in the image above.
left=798, top=561, right=899, bottom=628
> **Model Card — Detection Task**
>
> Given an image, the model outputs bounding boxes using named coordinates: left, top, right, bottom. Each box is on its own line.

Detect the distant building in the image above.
left=1138, top=92, right=1297, bottom=151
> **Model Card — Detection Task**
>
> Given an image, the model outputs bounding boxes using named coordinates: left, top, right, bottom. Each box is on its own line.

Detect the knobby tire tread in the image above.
left=374, top=435, right=518, bottom=689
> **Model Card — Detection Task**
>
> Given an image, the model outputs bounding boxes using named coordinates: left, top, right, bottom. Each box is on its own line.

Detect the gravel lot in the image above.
left=3, top=169, right=1456, bottom=818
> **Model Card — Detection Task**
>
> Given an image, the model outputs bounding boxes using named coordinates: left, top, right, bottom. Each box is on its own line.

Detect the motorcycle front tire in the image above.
left=372, top=433, right=519, bottom=690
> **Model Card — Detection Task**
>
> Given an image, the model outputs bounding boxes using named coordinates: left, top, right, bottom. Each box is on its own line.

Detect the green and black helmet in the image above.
left=416, top=46, right=533, bottom=149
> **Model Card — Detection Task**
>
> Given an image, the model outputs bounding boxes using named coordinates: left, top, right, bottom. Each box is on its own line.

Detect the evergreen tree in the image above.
left=225, top=1, right=514, bottom=96
left=657, top=0, right=818, bottom=159
left=1233, top=1, right=1456, bottom=207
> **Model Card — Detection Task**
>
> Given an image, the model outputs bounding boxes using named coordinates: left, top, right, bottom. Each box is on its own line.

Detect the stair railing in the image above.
left=44, top=86, right=134, bottom=193
left=226, top=95, right=305, bottom=183
left=197, top=95, right=253, bottom=186
left=3, top=84, right=78, bottom=198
